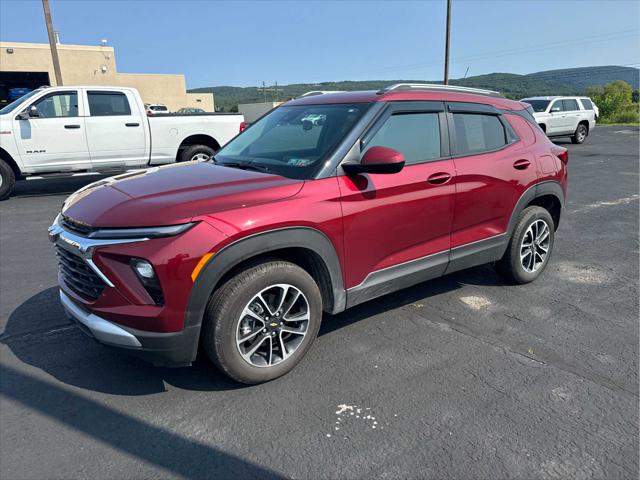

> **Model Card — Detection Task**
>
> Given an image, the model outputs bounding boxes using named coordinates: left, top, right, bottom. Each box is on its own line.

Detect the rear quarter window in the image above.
left=580, top=98, right=594, bottom=110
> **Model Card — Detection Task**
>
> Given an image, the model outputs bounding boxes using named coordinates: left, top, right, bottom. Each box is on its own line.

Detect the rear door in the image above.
left=12, top=89, right=90, bottom=172
left=562, top=98, right=581, bottom=133
left=338, top=101, right=455, bottom=292
left=83, top=89, right=148, bottom=168
left=446, top=102, right=537, bottom=270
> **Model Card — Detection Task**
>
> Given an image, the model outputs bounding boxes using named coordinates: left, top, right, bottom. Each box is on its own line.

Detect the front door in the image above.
left=13, top=89, right=90, bottom=172
left=338, top=102, right=455, bottom=302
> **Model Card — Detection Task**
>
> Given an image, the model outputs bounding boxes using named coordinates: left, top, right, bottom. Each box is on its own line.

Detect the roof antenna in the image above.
left=463, top=67, right=469, bottom=79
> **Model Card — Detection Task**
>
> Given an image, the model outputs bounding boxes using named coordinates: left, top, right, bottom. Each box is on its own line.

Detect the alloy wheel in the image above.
left=236, top=284, right=310, bottom=367
left=190, top=153, right=211, bottom=162
left=520, top=219, right=551, bottom=273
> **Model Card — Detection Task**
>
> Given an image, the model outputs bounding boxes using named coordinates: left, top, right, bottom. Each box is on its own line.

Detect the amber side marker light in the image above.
left=191, top=252, right=215, bottom=282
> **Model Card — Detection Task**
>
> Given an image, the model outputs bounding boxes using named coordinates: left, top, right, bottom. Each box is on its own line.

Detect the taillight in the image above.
left=239, top=121, right=247, bottom=133
left=557, top=150, right=569, bottom=164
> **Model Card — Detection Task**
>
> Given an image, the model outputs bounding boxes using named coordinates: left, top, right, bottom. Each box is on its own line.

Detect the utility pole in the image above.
left=42, top=0, right=63, bottom=86
left=443, top=0, right=452, bottom=85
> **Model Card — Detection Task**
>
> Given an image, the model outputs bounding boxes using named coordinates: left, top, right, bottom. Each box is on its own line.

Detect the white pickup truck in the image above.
left=0, top=86, right=245, bottom=199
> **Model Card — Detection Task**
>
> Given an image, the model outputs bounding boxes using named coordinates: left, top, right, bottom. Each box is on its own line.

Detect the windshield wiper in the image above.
left=218, top=161, right=271, bottom=173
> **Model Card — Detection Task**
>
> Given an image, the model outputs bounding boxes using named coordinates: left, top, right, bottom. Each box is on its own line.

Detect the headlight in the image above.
left=88, top=222, right=196, bottom=239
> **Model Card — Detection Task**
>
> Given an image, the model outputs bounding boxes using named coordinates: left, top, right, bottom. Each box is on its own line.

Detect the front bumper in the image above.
left=60, top=289, right=199, bottom=366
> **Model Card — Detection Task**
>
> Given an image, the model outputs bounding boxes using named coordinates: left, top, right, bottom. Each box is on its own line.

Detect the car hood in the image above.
left=62, top=162, right=304, bottom=227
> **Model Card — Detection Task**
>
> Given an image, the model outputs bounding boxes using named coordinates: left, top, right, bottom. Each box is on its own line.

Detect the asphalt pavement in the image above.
left=1, top=125, right=638, bottom=479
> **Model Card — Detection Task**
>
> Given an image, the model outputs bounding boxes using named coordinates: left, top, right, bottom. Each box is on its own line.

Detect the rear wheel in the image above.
left=571, top=123, right=588, bottom=144
left=202, top=260, right=322, bottom=384
left=496, top=206, right=555, bottom=284
left=0, top=159, right=15, bottom=200
left=179, top=144, right=216, bottom=162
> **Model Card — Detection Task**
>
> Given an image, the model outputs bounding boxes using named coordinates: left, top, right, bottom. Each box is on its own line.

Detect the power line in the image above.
left=348, top=29, right=640, bottom=78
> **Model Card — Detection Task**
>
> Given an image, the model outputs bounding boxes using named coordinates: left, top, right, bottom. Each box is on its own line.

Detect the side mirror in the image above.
left=28, top=106, right=40, bottom=118
left=342, top=146, right=405, bottom=175
left=550, top=106, right=561, bottom=113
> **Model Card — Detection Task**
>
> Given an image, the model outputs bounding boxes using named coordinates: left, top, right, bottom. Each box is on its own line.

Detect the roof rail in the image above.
left=298, top=90, right=346, bottom=98
left=377, top=83, right=502, bottom=98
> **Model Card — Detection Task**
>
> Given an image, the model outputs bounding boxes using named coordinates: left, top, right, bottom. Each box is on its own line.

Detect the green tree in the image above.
left=586, top=80, right=633, bottom=118
left=633, top=89, right=639, bottom=104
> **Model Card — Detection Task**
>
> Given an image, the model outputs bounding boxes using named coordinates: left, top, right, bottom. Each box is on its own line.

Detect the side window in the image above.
left=88, top=91, right=131, bottom=116
left=31, top=92, right=78, bottom=118
left=366, top=113, right=441, bottom=164
left=563, top=99, right=579, bottom=111
left=452, top=113, right=507, bottom=155
left=550, top=100, right=564, bottom=112
left=580, top=98, right=593, bottom=110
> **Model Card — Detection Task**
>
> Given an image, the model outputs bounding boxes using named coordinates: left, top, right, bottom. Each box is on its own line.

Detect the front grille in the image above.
left=55, top=245, right=106, bottom=300
left=60, top=215, right=94, bottom=237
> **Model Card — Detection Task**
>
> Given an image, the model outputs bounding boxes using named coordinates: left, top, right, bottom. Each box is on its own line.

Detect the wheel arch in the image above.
left=578, top=119, right=590, bottom=132
left=0, top=147, right=22, bottom=178
left=176, top=134, right=221, bottom=161
left=501, top=181, right=565, bottom=256
left=184, top=227, right=346, bottom=333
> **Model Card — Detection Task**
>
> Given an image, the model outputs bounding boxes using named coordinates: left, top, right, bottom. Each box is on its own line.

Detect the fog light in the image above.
left=132, top=259, right=155, bottom=279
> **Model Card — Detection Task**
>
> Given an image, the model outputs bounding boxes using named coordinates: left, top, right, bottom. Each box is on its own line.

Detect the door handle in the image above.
left=125, top=122, right=140, bottom=127
left=64, top=124, right=81, bottom=129
left=513, top=159, right=531, bottom=170
left=427, top=172, right=452, bottom=185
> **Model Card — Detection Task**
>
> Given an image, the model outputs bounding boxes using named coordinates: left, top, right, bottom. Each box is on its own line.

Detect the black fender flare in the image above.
left=501, top=180, right=565, bottom=256
left=184, top=227, right=346, bottom=333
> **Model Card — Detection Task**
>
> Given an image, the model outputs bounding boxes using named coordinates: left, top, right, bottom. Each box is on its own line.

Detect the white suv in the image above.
left=521, top=96, right=597, bottom=144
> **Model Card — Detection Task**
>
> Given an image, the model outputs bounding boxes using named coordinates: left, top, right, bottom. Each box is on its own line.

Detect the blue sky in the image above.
left=1, top=0, right=638, bottom=88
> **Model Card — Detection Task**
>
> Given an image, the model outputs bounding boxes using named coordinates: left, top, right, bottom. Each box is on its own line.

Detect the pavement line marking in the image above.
left=460, top=295, right=492, bottom=310
left=572, top=194, right=639, bottom=213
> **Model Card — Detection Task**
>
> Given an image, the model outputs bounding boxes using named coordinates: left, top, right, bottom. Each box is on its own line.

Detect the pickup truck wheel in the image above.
left=180, top=144, right=215, bottom=162
left=202, top=260, right=322, bottom=384
left=496, top=206, right=555, bottom=284
left=571, top=124, right=588, bottom=144
left=0, top=159, right=15, bottom=200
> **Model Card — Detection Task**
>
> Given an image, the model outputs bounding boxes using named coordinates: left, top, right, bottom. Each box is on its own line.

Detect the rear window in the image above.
left=563, top=99, right=579, bottom=111
left=452, top=113, right=507, bottom=155
left=88, top=91, right=131, bottom=116
left=366, top=113, right=441, bottom=164
left=523, top=100, right=550, bottom=112
left=580, top=98, right=594, bottom=110
left=151, top=105, right=168, bottom=111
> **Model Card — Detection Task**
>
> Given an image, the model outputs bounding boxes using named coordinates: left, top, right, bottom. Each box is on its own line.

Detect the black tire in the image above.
left=202, top=260, right=322, bottom=384
left=179, top=144, right=216, bottom=163
left=0, top=159, right=16, bottom=201
left=496, top=206, right=555, bottom=284
left=571, top=123, right=588, bottom=144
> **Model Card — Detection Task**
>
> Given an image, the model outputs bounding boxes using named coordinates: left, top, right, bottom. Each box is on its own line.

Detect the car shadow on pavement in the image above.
left=0, top=364, right=285, bottom=479
left=2, top=264, right=505, bottom=395
left=10, top=175, right=112, bottom=199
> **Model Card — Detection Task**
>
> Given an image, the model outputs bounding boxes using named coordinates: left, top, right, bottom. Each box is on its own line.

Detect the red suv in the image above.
left=49, top=84, right=568, bottom=384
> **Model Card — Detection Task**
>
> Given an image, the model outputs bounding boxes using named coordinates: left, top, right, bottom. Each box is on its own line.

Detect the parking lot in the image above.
left=0, top=125, right=638, bottom=479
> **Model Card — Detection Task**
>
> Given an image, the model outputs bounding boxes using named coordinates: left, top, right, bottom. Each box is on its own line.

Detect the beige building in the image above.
left=0, top=41, right=214, bottom=112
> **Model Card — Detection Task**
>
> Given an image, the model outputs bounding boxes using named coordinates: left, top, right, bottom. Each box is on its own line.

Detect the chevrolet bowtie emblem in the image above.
left=270, top=322, right=278, bottom=328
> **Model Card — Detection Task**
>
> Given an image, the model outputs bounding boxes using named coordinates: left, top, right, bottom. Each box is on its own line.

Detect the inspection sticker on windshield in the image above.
left=287, top=158, right=313, bottom=167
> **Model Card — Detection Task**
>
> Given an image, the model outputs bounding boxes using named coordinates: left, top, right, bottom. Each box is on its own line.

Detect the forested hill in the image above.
left=190, top=65, right=639, bottom=111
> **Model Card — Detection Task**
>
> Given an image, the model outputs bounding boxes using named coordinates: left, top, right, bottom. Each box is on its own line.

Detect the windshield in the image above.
left=522, top=99, right=550, bottom=113
left=0, top=89, right=40, bottom=115
left=215, top=103, right=369, bottom=179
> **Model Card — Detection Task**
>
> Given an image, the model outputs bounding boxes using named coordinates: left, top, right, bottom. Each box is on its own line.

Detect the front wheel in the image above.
left=571, top=124, right=588, bottom=144
left=496, top=206, right=555, bottom=284
left=0, top=159, right=16, bottom=200
left=202, top=261, right=322, bottom=384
